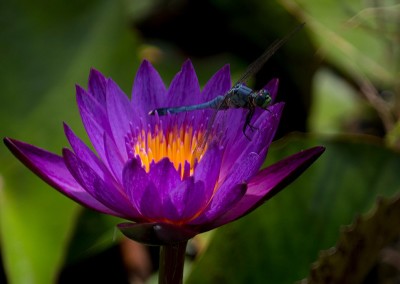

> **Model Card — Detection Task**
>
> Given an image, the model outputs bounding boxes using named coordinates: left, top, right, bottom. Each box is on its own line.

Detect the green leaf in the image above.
left=187, top=134, right=400, bottom=283
left=0, top=0, right=139, bottom=283
left=279, top=0, right=398, bottom=85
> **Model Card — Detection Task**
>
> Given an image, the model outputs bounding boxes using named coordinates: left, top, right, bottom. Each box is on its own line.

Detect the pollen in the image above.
left=131, top=124, right=205, bottom=179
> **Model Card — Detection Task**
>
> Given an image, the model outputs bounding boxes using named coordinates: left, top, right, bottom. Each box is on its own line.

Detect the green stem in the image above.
left=159, top=241, right=188, bottom=284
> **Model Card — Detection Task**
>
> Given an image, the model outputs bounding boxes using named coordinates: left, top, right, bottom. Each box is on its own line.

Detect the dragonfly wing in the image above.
left=191, top=94, right=232, bottom=163
left=237, top=23, right=304, bottom=84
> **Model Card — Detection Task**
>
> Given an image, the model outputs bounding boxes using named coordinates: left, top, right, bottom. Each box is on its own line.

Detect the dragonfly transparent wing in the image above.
left=236, top=23, right=304, bottom=84
left=192, top=23, right=305, bottom=162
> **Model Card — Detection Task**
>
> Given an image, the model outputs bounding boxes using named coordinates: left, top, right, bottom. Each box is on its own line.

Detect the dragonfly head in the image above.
left=255, top=90, right=272, bottom=109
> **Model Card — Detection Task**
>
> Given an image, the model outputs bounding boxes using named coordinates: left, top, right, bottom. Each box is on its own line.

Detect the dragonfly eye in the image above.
left=255, top=90, right=272, bottom=109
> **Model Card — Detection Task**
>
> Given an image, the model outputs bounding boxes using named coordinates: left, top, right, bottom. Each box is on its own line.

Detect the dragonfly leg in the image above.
left=242, top=108, right=258, bottom=140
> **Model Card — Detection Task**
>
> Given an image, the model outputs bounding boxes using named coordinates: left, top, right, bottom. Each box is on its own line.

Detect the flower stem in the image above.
left=159, top=241, right=188, bottom=284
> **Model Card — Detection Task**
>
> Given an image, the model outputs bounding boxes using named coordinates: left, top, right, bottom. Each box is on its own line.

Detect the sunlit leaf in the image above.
left=0, top=0, right=139, bottom=283
left=279, top=0, right=399, bottom=85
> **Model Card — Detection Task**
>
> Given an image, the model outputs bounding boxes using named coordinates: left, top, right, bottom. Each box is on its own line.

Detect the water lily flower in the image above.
left=4, top=60, right=324, bottom=247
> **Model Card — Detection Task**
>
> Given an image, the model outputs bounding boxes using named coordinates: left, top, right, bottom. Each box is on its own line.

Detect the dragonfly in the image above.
left=149, top=23, right=304, bottom=156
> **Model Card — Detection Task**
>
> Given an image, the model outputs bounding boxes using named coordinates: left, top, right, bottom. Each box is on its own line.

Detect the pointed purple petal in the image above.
left=88, top=68, right=107, bottom=107
left=165, top=60, right=200, bottom=107
left=106, top=78, right=133, bottom=161
left=63, top=148, right=140, bottom=220
left=147, top=158, right=181, bottom=220
left=191, top=151, right=262, bottom=224
left=163, top=177, right=195, bottom=221
left=122, top=158, right=168, bottom=220
left=64, top=123, right=107, bottom=175
left=206, top=146, right=325, bottom=230
left=76, top=87, right=109, bottom=163
left=218, top=151, right=262, bottom=193
left=201, top=64, right=231, bottom=101
left=103, top=133, right=125, bottom=183
left=178, top=180, right=207, bottom=220
left=122, top=158, right=150, bottom=213
left=190, top=183, right=247, bottom=225
left=76, top=85, right=111, bottom=133
left=148, top=158, right=181, bottom=191
left=3, top=138, right=122, bottom=216
left=221, top=103, right=284, bottom=177
left=192, top=142, right=223, bottom=206
left=131, top=60, right=167, bottom=114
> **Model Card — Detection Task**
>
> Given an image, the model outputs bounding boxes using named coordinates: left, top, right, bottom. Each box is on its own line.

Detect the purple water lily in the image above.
left=4, top=60, right=324, bottom=245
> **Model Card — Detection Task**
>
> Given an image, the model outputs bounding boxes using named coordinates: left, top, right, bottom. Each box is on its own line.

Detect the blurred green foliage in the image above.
left=1, top=0, right=399, bottom=283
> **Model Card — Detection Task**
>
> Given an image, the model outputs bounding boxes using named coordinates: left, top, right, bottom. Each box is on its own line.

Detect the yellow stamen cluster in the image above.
left=133, top=125, right=205, bottom=179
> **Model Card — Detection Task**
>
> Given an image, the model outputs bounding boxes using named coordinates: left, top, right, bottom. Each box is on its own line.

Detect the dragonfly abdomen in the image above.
left=149, top=96, right=226, bottom=116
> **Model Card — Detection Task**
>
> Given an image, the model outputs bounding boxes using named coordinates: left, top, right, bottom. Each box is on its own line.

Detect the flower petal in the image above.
left=207, top=146, right=325, bottom=230
left=147, top=158, right=181, bottom=219
left=131, top=60, right=167, bottom=114
left=76, top=86, right=110, bottom=163
left=88, top=68, right=107, bottom=107
left=106, top=78, right=133, bottom=161
left=123, top=158, right=179, bottom=220
left=164, top=60, right=201, bottom=107
left=3, top=138, right=121, bottom=216
left=63, top=148, right=140, bottom=220
left=122, top=158, right=152, bottom=214
left=148, top=158, right=181, bottom=193
left=217, top=151, right=263, bottom=194
left=103, top=133, right=125, bottom=183
left=163, top=177, right=195, bottom=221
left=64, top=123, right=106, bottom=175
left=201, top=64, right=231, bottom=101
left=190, top=183, right=247, bottom=225
left=221, top=103, right=284, bottom=177
left=193, top=142, right=223, bottom=202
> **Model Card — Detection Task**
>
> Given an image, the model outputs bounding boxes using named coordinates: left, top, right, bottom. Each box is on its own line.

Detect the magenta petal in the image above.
left=192, top=143, right=223, bottom=203
left=163, top=177, right=195, bottom=221
left=131, top=60, right=167, bottom=114
left=191, top=152, right=261, bottom=224
left=165, top=60, right=201, bottom=106
left=221, top=103, right=284, bottom=175
left=106, top=78, right=133, bottom=161
left=148, top=158, right=181, bottom=192
left=88, top=68, right=107, bottom=107
left=191, top=183, right=247, bottom=225
left=208, top=146, right=326, bottom=230
left=178, top=180, right=207, bottom=220
left=63, top=148, right=140, bottom=220
left=76, top=85, right=111, bottom=134
left=3, top=138, right=121, bottom=216
left=122, top=158, right=152, bottom=214
left=64, top=123, right=107, bottom=175
left=201, top=64, right=231, bottom=101
left=219, top=152, right=263, bottom=191
left=103, top=133, right=125, bottom=183
left=76, top=89, right=109, bottom=163
left=147, top=158, right=181, bottom=219
left=123, top=159, right=179, bottom=220
left=163, top=177, right=208, bottom=221
left=118, top=222, right=198, bottom=245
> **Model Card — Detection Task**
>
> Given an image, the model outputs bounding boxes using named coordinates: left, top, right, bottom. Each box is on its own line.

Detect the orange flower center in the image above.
left=132, top=124, right=206, bottom=179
